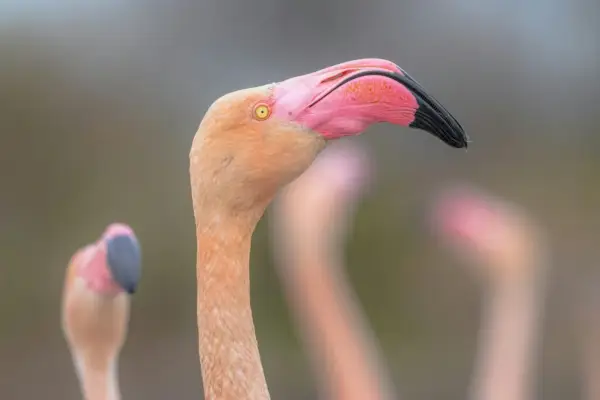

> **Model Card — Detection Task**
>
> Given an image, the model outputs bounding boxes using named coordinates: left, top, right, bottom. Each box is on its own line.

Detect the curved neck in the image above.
left=74, top=353, right=120, bottom=400
left=195, top=211, right=270, bottom=400
left=469, top=263, right=546, bottom=400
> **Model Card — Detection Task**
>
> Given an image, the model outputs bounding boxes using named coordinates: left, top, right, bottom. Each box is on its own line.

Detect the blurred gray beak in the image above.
left=106, top=234, right=142, bottom=294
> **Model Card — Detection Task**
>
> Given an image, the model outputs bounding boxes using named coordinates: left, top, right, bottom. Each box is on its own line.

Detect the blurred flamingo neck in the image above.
left=74, top=353, right=120, bottom=400
left=195, top=213, right=270, bottom=400
left=470, top=260, right=546, bottom=400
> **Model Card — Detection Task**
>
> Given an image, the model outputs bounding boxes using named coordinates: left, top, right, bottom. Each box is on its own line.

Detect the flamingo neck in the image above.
left=74, top=352, right=120, bottom=400
left=469, top=260, right=546, bottom=400
left=277, top=253, right=396, bottom=400
left=195, top=210, right=271, bottom=400
left=63, top=282, right=128, bottom=400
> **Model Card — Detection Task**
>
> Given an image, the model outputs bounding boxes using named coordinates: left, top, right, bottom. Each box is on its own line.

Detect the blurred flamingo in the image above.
left=271, top=143, right=397, bottom=400
left=61, top=223, right=141, bottom=400
left=189, top=58, right=467, bottom=399
left=432, top=187, right=547, bottom=400
left=576, top=272, right=600, bottom=400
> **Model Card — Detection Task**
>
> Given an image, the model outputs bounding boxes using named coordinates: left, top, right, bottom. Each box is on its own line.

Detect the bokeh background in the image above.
left=1, top=1, right=599, bottom=399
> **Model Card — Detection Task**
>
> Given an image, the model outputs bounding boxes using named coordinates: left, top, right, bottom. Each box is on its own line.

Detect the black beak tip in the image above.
left=453, top=132, right=470, bottom=149
left=106, top=234, right=142, bottom=295
left=385, top=70, right=468, bottom=149
left=410, top=98, right=469, bottom=149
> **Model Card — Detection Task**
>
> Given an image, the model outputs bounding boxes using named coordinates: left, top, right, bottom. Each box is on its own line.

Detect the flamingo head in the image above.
left=273, top=142, right=371, bottom=258
left=431, top=186, right=542, bottom=281
left=280, top=142, right=371, bottom=218
left=191, top=58, right=468, bottom=213
left=77, top=223, right=142, bottom=295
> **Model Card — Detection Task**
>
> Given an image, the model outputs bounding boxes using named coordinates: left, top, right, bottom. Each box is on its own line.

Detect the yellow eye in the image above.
left=253, top=103, right=271, bottom=121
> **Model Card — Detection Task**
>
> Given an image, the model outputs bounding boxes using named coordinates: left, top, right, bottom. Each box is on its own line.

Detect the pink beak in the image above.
left=272, top=58, right=468, bottom=148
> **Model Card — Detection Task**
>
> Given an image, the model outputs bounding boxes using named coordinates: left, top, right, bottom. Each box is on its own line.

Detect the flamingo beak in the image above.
left=273, top=59, right=469, bottom=148
left=383, top=70, right=468, bottom=148
left=106, top=234, right=142, bottom=294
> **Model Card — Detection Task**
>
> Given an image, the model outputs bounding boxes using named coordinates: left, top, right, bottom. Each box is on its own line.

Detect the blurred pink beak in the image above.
left=272, top=58, right=468, bottom=148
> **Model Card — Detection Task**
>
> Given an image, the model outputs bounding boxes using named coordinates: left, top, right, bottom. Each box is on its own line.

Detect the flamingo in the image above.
left=189, top=57, right=468, bottom=400
left=576, top=272, right=600, bottom=400
left=432, top=187, right=547, bottom=400
left=61, top=223, right=142, bottom=400
left=271, top=142, right=397, bottom=400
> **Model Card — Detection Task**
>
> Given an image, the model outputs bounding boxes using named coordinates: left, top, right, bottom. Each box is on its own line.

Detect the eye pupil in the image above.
left=255, top=105, right=270, bottom=120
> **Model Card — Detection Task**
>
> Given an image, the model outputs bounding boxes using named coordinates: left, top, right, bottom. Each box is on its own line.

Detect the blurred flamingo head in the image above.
left=273, top=142, right=373, bottom=256
left=431, top=186, right=540, bottom=272
left=77, top=223, right=141, bottom=295
left=309, top=142, right=372, bottom=199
